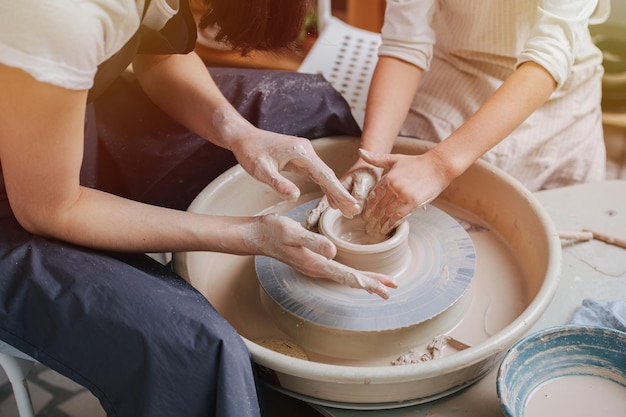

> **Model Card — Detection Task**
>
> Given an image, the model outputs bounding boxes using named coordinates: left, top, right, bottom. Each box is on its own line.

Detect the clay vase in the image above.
left=318, top=208, right=410, bottom=277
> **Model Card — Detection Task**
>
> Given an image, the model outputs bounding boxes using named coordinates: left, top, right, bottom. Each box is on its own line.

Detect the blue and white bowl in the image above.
left=497, top=325, right=626, bottom=417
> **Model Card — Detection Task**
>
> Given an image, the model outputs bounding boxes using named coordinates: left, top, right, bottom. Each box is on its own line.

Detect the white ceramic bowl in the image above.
left=173, top=136, right=562, bottom=409
left=497, top=325, right=626, bottom=417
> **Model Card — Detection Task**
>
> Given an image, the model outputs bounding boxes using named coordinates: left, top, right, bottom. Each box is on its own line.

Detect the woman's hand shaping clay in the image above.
left=227, top=124, right=360, bottom=219
left=306, top=163, right=382, bottom=230
left=244, top=213, right=397, bottom=299
left=359, top=148, right=450, bottom=236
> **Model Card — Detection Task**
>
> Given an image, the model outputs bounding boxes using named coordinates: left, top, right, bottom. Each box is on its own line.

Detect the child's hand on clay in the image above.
left=244, top=213, right=397, bottom=299
left=306, top=162, right=382, bottom=230
left=360, top=148, right=450, bottom=236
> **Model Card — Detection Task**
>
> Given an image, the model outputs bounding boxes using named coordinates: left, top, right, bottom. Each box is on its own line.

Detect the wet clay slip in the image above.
left=524, top=375, right=626, bottom=417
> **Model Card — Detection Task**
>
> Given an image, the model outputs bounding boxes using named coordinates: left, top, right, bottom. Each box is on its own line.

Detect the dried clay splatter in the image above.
left=391, top=335, right=471, bottom=365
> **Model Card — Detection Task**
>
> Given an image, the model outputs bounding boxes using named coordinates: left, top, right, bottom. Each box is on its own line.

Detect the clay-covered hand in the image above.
left=245, top=213, right=398, bottom=299
left=359, top=148, right=451, bottom=236
left=306, top=163, right=382, bottom=230
left=231, top=129, right=359, bottom=218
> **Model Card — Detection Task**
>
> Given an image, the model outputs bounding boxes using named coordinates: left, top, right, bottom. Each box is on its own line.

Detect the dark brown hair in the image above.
left=198, top=0, right=310, bottom=54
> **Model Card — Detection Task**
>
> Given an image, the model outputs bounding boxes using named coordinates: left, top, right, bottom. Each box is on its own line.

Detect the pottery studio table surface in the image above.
left=312, top=179, right=626, bottom=417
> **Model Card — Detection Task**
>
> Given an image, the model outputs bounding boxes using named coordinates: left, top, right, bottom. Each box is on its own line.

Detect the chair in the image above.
left=0, top=341, right=36, bottom=417
left=298, top=0, right=382, bottom=128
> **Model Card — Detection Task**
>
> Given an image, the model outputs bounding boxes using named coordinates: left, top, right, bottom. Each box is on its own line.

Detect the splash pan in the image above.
left=173, top=137, right=561, bottom=409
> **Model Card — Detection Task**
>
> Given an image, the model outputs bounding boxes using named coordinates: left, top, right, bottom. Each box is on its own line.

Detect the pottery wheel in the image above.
left=255, top=199, right=476, bottom=332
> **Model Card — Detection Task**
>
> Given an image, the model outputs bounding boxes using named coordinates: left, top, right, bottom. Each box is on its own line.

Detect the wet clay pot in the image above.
left=318, top=209, right=411, bottom=276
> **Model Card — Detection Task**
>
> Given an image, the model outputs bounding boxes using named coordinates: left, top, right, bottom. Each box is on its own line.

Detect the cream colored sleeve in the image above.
left=377, top=0, right=437, bottom=71
left=0, top=0, right=142, bottom=90
left=516, top=0, right=600, bottom=89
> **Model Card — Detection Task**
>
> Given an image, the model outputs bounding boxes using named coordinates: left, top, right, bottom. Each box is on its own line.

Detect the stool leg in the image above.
left=0, top=353, right=36, bottom=417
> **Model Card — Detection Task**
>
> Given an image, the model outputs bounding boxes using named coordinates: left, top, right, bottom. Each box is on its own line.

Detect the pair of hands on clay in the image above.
left=133, top=52, right=399, bottom=299
left=241, top=212, right=397, bottom=299
left=307, top=147, right=450, bottom=236
left=227, top=129, right=399, bottom=299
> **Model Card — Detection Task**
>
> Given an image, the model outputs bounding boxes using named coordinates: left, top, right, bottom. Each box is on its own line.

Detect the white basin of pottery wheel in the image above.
left=173, top=136, right=562, bottom=409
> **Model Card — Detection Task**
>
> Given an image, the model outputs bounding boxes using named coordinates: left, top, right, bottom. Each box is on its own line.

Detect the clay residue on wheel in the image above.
left=254, top=338, right=309, bottom=360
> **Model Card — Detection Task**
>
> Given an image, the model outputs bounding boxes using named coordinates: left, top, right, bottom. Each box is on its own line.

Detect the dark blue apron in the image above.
left=0, top=1, right=360, bottom=416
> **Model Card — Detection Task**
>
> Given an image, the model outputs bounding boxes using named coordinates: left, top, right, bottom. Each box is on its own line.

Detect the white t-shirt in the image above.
left=0, top=0, right=179, bottom=90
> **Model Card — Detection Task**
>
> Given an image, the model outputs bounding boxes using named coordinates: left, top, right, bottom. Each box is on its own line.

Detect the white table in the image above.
left=314, top=180, right=626, bottom=417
